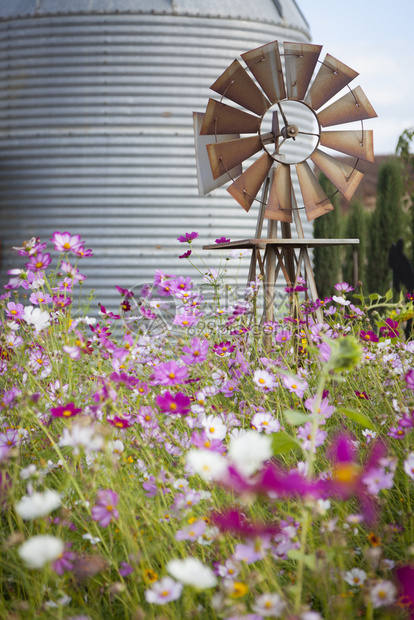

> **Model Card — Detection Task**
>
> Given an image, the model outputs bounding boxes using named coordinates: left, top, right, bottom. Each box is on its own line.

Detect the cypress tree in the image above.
left=313, top=174, right=342, bottom=299
left=366, top=158, right=404, bottom=295
left=342, top=200, right=366, bottom=288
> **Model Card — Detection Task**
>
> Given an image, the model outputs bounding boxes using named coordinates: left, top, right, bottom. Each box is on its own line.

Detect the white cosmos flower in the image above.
left=15, top=489, right=61, bottom=520
left=18, top=535, right=64, bottom=568
left=332, top=295, right=351, bottom=306
left=201, top=414, right=227, bottom=440
left=186, top=449, right=227, bottom=481
left=167, top=557, right=217, bottom=589
left=22, top=305, right=51, bottom=332
left=344, top=567, right=367, bottom=587
left=404, top=453, right=414, bottom=480
left=228, top=430, right=272, bottom=476
left=369, top=580, right=397, bottom=608
left=59, top=424, right=104, bottom=455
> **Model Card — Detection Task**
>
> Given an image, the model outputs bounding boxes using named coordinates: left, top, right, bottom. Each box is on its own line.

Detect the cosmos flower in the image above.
left=167, top=557, right=217, bottom=589
left=50, top=231, right=84, bottom=253
left=145, top=577, right=183, bottom=604
left=18, top=536, right=64, bottom=569
left=180, top=337, right=209, bottom=364
left=150, top=361, right=188, bottom=386
left=91, top=489, right=120, bottom=527
left=177, top=232, right=198, bottom=243
left=15, top=490, right=61, bottom=520
left=282, top=374, right=308, bottom=398
left=155, top=391, right=191, bottom=415
left=51, top=402, right=82, bottom=419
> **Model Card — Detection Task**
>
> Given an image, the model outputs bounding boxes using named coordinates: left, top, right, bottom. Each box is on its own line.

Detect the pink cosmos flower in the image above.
left=173, top=311, right=199, bottom=328
left=29, top=291, right=53, bottom=305
left=175, top=519, right=206, bottom=541
left=73, top=246, right=93, bottom=258
left=253, top=369, right=275, bottom=391
left=50, top=231, right=84, bottom=253
left=282, top=374, right=308, bottom=398
left=51, top=402, right=82, bottom=419
left=297, top=422, right=327, bottom=452
left=181, top=337, right=209, bottom=364
left=155, top=391, right=191, bottom=415
left=334, top=282, right=354, bottom=293
left=211, top=508, right=279, bottom=538
left=379, top=318, right=399, bottom=338
left=145, top=577, right=183, bottom=605
left=6, top=302, right=24, bottom=320
left=275, top=329, right=292, bottom=343
left=53, top=295, right=72, bottom=309
left=25, top=252, right=51, bottom=272
left=151, top=361, right=188, bottom=386
left=177, top=231, right=198, bottom=243
left=91, top=489, right=119, bottom=527
left=215, top=237, right=230, bottom=244
left=405, top=369, right=414, bottom=391
left=52, top=542, right=76, bottom=575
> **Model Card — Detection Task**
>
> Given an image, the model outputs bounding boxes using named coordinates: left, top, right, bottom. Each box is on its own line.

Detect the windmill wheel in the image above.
left=197, top=41, right=377, bottom=223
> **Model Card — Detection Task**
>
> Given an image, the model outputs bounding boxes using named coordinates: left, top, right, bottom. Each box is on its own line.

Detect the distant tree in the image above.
left=366, top=158, right=404, bottom=295
left=342, top=200, right=366, bottom=288
left=396, top=128, right=414, bottom=265
left=313, top=174, right=342, bottom=299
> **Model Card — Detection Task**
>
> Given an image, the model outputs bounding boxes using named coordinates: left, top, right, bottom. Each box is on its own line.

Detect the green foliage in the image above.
left=313, top=174, right=342, bottom=299
left=342, top=200, right=366, bottom=287
left=366, top=158, right=404, bottom=295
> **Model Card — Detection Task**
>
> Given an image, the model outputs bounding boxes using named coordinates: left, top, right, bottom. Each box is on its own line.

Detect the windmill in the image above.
left=193, top=41, right=376, bottom=322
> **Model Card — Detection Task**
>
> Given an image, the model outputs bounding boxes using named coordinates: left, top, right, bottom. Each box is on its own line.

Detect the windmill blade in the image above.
left=320, top=129, right=374, bottom=163
left=227, top=152, right=274, bottom=212
left=193, top=112, right=242, bottom=196
left=317, top=85, right=377, bottom=127
left=241, top=40, right=286, bottom=104
left=265, top=163, right=293, bottom=222
left=200, top=99, right=261, bottom=136
left=305, top=53, right=359, bottom=111
left=210, top=59, right=270, bottom=116
left=310, top=148, right=364, bottom=200
left=206, top=135, right=263, bottom=180
left=283, top=42, right=322, bottom=100
left=296, top=161, right=334, bottom=221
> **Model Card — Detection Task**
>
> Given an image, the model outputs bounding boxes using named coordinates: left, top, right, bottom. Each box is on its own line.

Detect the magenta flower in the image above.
left=155, top=391, right=191, bottom=415
left=275, top=329, right=292, bottom=343
left=170, top=276, right=193, bottom=295
left=179, top=249, right=192, bottom=259
left=359, top=330, right=379, bottom=343
left=355, top=390, right=370, bottom=400
left=211, top=508, right=279, bottom=538
left=379, top=318, right=399, bottom=338
left=181, top=337, right=209, bottom=364
left=50, top=231, right=84, bottom=253
left=91, top=489, right=119, bottom=527
left=334, top=282, right=354, bottom=293
left=405, top=369, right=414, bottom=391
left=177, top=231, right=198, bottom=243
left=25, top=252, right=51, bottom=272
left=108, top=416, right=134, bottom=429
left=6, top=302, right=24, bottom=320
left=215, top=237, right=230, bottom=244
left=53, top=295, right=72, bottom=309
left=51, top=402, right=82, bottom=419
left=151, top=361, right=188, bottom=386
left=213, top=341, right=236, bottom=357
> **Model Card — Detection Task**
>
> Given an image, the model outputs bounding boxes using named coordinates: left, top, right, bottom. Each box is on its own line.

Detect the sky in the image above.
left=297, top=0, right=414, bottom=155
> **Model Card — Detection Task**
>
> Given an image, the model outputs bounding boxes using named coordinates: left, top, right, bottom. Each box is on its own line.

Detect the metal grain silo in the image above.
left=0, top=0, right=311, bottom=310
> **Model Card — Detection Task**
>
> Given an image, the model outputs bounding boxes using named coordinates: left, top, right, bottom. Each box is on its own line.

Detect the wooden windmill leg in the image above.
left=265, top=220, right=277, bottom=324
left=248, top=174, right=271, bottom=285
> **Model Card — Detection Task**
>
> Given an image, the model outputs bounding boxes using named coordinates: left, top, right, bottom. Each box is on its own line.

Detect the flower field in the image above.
left=1, top=231, right=414, bottom=619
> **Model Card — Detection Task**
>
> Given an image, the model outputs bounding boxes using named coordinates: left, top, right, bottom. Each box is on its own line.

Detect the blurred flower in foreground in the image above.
left=15, top=490, right=61, bottom=520
left=167, top=557, right=217, bottom=589
left=18, top=535, right=64, bottom=569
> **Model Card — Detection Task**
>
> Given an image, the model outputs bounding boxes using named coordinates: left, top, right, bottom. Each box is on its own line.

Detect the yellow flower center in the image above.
left=35, top=261, right=43, bottom=268
left=62, top=409, right=72, bottom=417
left=168, top=373, right=175, bottom=379
left=63, top=242, right=71, bottom=250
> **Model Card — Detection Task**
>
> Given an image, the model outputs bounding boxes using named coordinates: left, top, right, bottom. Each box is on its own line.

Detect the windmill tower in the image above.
left=0, top=0, right=313, bottom=310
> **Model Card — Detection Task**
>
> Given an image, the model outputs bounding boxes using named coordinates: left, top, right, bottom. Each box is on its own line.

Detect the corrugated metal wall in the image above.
left=0, top=2, right=311, bottom=311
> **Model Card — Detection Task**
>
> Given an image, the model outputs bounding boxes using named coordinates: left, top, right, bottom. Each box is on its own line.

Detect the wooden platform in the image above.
left=203, top=238, right=359, bottom=250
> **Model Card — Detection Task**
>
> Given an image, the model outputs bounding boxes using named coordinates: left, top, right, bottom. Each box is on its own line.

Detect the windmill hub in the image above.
left=282, top=124, right=299, bottom=139
left=259, top=100, right=321, bottom=165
